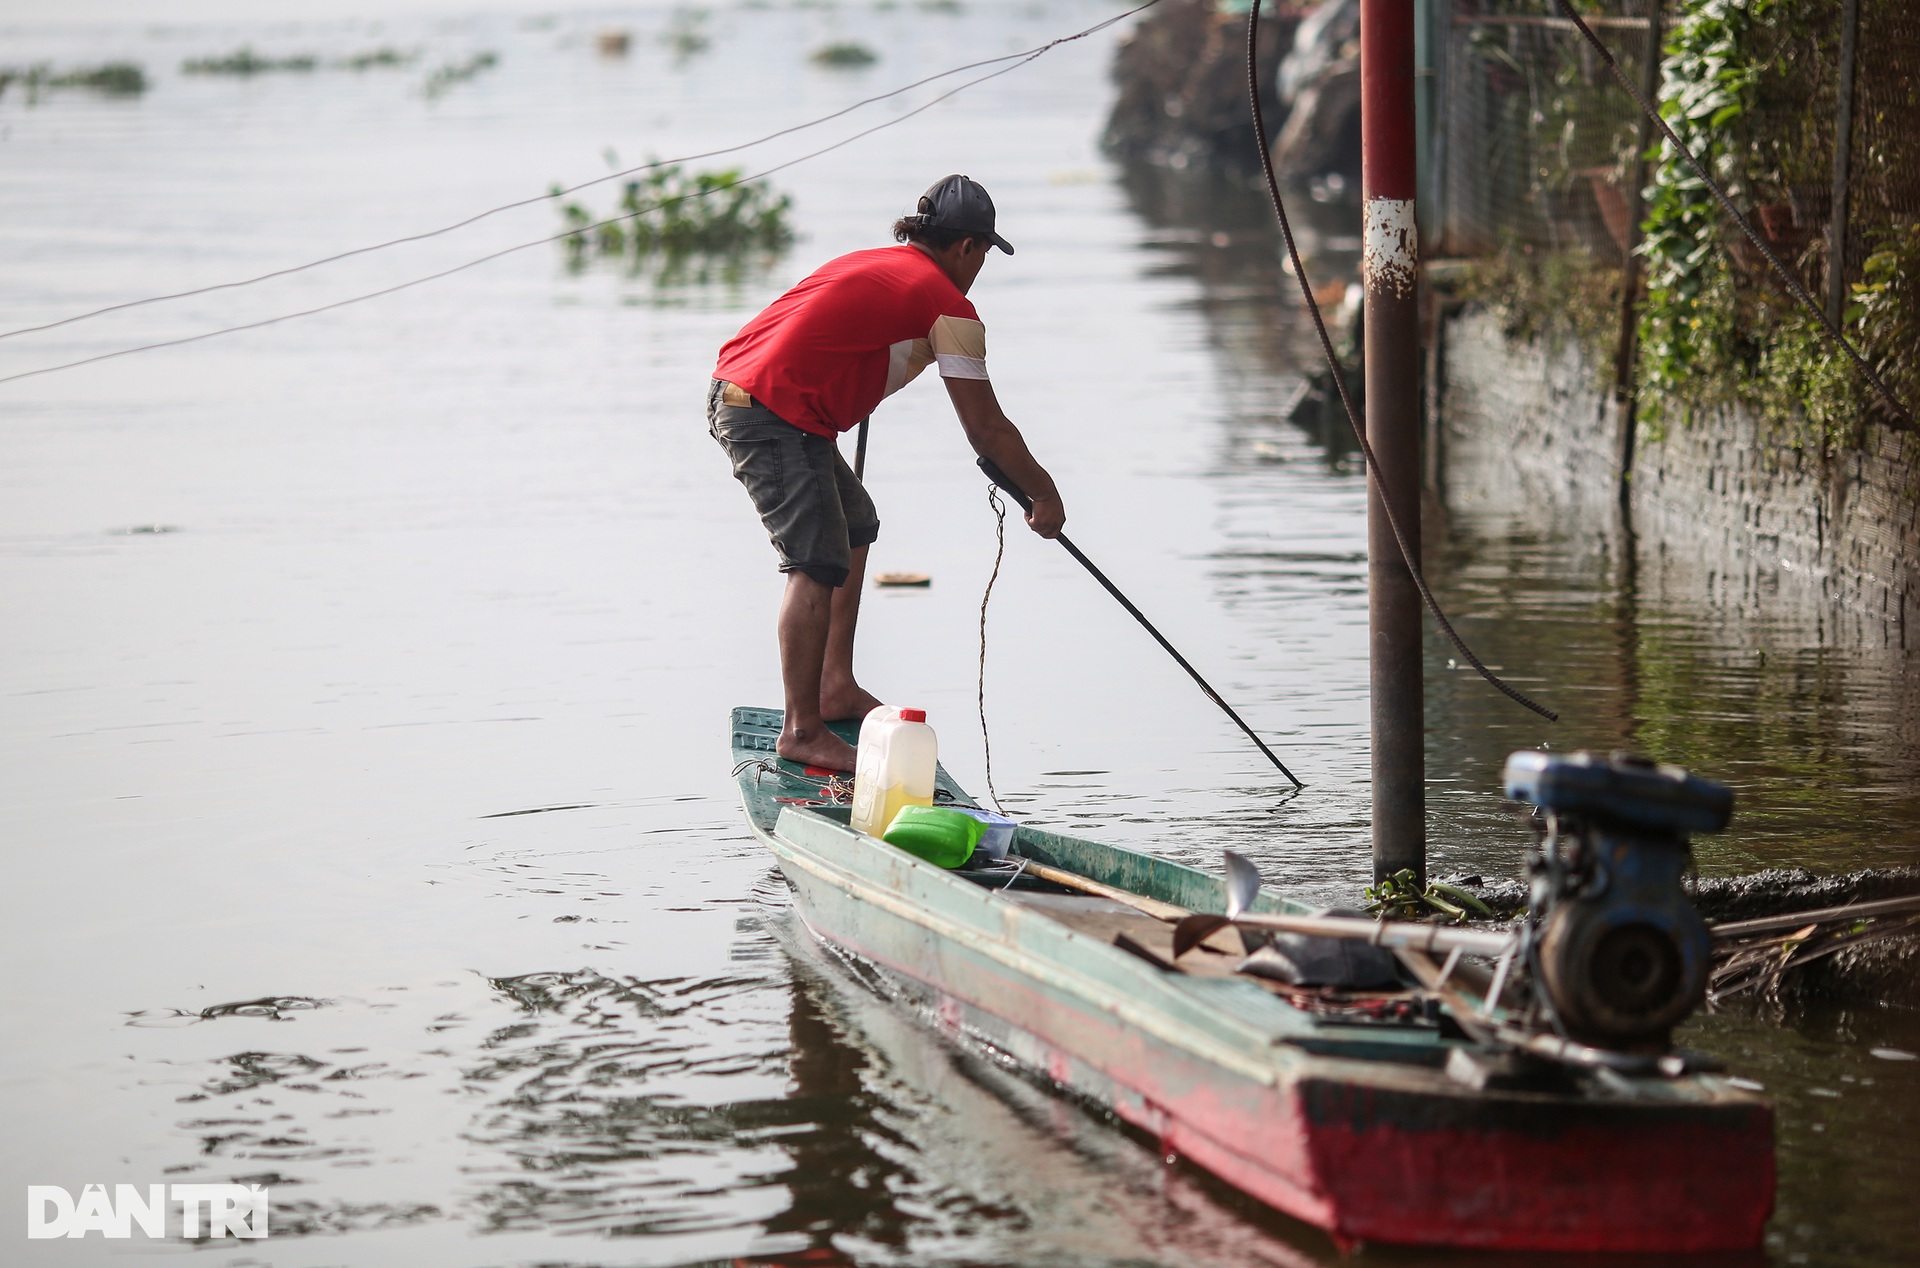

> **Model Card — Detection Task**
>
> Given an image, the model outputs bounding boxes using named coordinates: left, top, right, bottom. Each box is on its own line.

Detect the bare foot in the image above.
left=778, top=722, right=858, bottom=773
left=820, top=681, right=884, bottom=723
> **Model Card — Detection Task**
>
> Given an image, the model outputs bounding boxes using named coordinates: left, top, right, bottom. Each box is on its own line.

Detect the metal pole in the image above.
left=1361, top=0, right=1425, bottom=884
left=1827, top=0, right=1859, bottom=328
left=1612, top=0, right=1663, bottom=506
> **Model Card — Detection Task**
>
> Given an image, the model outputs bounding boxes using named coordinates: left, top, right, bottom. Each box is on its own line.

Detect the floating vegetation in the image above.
left=550, top=163, right=794, bottom=281
left=0, top=62, right=148, bottom=99
left=810, top=41, right=878, bottom=68
left=663, top=10, right=711, bottom=59
left=422, top=51, right=498, bottom=98
left=1364, top=869, right=1497, bottom=924
left=179, top=46, right=413, bottom=76
left=182, top=47, right=319, bottom=75
left=339, top=47, right=416, bottom=71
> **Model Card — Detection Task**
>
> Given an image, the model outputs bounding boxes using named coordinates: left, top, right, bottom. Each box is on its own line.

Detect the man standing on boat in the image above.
left=709, top=174, right=1065, bottom=772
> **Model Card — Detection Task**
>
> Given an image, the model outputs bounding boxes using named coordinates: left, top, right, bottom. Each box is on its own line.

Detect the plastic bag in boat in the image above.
left=1236, top=908, right=1401, bottom=989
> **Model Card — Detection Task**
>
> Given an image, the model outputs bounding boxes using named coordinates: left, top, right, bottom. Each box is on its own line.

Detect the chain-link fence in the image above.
left=1436, top=3, right=1660, bottom=262
left=1435, top=0, right=1920, bottom=310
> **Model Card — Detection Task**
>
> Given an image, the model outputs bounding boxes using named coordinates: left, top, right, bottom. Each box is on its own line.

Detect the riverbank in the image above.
left=1436, top=303, right=1920, bottom=650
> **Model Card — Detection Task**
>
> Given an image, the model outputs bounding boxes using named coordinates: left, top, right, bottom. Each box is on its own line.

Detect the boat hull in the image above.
left=731, top=708, right=1773, bottom=1252
left=775, top=847, right=1772, bottom=1253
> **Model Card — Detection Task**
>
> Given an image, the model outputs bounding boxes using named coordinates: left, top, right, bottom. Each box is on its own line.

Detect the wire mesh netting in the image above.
left=1435, top=0, right=1920, bottom=309
left=1437, top=2, right=1660, bottom=262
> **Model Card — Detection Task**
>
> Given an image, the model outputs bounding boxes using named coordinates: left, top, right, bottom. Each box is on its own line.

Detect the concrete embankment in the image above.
left=1435, top=305, right=1920, bottom=649
left=1432, top=305, right=1920, bottom=1010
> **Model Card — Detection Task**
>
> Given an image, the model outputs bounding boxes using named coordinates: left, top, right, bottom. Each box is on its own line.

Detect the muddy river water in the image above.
left=2, top=2, right=1915, bottom=1265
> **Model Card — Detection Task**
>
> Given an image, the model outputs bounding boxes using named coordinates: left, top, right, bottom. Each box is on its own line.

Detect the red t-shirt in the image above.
left=713, top=246, right=989, bottom=438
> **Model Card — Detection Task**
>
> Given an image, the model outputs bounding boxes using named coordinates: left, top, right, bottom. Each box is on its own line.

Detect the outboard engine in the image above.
left=1504, top=751, right=1732, bottom=1049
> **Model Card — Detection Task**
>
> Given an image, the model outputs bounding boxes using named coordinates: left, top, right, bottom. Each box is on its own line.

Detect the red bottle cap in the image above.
left=899, top=707, right=927, bottom=723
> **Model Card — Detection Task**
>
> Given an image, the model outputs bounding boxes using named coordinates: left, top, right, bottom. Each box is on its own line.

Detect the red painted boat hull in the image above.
left=783, top=875, right=1774, bottom=1253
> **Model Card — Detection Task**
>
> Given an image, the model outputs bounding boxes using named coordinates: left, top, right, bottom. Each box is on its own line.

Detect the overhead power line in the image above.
left=0, top=1, right=1162, bottom=356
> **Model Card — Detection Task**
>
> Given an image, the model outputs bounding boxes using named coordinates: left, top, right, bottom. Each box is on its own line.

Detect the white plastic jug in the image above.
left=849, top=706, right=937, bottom=837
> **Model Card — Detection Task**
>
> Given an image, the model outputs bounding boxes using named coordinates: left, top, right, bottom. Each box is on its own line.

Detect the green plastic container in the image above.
left=882, top=804, right=985, bottom=868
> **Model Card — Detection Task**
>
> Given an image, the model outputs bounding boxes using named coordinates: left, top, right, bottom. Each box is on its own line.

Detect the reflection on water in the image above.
left=1, top=3, right=1915, bottom=1266
left=723, top=909, right=1341, bottom=1268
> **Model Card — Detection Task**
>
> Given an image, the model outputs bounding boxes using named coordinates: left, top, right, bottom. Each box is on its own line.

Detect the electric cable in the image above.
left=0, top=0, right=1164, bottom=348
left=1245, top=0, right=1557, bottom=722
left=1550, top=0, right=1913, bottom=432
left=0, top=9, right=1157, bottom=389
left=977, top=486, right=1009, bottom=814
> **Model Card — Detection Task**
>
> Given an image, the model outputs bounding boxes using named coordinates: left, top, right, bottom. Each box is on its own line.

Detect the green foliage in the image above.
left=1636, top=0, right=1771, bottom=404
left=183, top=48, right=320, bottom=75
left=810, top=42, right=878, bottom=68
left=0, top=62, right=147, bottom=99
left=1632, top=0, right=1915, bottom=440
left=1850, top=222, right=1920, bottom=428
left=550, top=164, right=795, bottom=282
left=1456, top=247, right=1623, bottom=379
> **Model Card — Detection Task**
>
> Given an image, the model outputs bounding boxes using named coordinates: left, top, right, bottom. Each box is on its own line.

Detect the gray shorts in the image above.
left=708, top=379, right=879, bottom=588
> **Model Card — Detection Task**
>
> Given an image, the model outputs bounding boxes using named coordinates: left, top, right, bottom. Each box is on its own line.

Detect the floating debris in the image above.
left=1363, top=868, right=1495, bottom=924
left=811, top=42, right=878, bottom=68
left=874, top=572, right=931, bottom=587
left=1707, top=893, right=1920, bottom=1007
left=596, top=29, right=632, bottom=56
left=477, top=802, right=597, bottom=819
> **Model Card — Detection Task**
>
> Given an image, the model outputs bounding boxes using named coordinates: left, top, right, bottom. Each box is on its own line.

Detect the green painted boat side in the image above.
left=727, top=706, right=1776, bottom=1251
left=730, top=705, right=1317, bottom=920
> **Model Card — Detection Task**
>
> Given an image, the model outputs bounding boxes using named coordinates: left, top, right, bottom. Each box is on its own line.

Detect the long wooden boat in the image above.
left=730, top=707, right=1774, bottom=1252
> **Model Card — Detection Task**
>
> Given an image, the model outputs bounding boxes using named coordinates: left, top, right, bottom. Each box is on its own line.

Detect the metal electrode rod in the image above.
left=976, top=457, right=1303, bottom=788
left=1223, top=911, right=1516, bottom=957
left=1361, top=0, right=1426, bottom=883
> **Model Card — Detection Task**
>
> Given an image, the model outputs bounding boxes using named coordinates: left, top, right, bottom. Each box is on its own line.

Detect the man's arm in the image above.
left=944, top=376, right=1065, bottom=538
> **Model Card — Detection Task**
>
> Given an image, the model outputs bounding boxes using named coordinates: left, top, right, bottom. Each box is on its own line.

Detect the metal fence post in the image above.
left=1612, top=0, right=1664, bottom=507
left=1827, top=0, right=1860, bottom=328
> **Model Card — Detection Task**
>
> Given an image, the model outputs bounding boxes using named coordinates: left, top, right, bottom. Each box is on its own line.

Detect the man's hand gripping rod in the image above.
left=977, top=457, right=1303, bottom=788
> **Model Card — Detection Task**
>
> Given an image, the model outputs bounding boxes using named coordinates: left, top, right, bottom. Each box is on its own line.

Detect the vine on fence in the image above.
left=1637, top=0, right=1915, bottom=442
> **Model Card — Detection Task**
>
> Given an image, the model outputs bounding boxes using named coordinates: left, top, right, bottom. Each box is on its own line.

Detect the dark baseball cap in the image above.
left=915, top=174, right=1014, bottom=254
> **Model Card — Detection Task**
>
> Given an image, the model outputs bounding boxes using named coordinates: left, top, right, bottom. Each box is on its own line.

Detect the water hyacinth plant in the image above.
left=0, top=62, right=147, bottom=99
left=810, top=42, right=878, bottom=68
left=422, top=52, right=498, bottom=98
left=340, top=48, right=416, bottom=71
left=183, top=48, right=320, bottom=75
left=550, top=164, right=794, bottom=280
left=180, top=47, right=415, bottom=75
